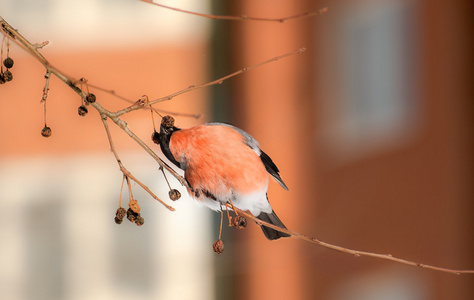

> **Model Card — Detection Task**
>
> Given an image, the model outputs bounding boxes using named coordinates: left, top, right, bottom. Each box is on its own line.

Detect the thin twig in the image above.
left=143, top=48, right=306, bottom=107
left=229, top=205, right=474, bottom=275
left=100, top=114, right=175, bottom=211
left=140, top=0, right=328, bottom=23
left=102, top=103, right=188, bottom=187
left=41, top=70, right=51, bottom=103
left=0, top=17, right=82, bottom=96
left=125, top=175, right=134, bottom=202
left=86, top=82, right=134, bottom=102
left=41, top=70, right=51, bottom=126
left=160, top=167, right=172, bottom=190
left=0, top=16, right=187, bottom=189
left=119, top=176, right=126, bottom=208
left=86, top=83, right=201, bottom=119
left=218, top=209, right=224, bottom=240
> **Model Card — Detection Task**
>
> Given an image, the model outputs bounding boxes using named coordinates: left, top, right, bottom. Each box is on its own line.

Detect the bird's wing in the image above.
left=259, top=150, right=289, bottom=191
left=208, top=123, right=289, bottom=191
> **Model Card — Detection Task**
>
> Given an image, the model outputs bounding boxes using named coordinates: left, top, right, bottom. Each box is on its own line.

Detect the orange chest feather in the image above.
left=169, top=125, right=268, bottom=195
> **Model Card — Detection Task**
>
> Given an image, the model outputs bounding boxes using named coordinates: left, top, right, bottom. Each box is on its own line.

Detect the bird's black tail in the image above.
left=257, top=210, right=291, bottom=240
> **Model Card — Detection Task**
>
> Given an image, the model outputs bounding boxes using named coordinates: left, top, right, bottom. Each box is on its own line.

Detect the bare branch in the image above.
left=41, top=70, right=51, bottom=103
left=229, top=205, right=474, bottom=275
left=144, top=48, right=306, bottom=107
left=86, top=82, right=134, bottom=103
left=100, top=114, right=175, bottom=211
left=0, top=16, right=180, bottom=209
left=140, top=0, right=328, bottom=23
left=94, top=100, right=188, bottom=188
left=85, top=83, right=201, bottom=119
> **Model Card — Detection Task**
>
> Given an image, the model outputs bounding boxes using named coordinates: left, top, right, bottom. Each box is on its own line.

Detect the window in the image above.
left=318, top=0, right=420, bottom=163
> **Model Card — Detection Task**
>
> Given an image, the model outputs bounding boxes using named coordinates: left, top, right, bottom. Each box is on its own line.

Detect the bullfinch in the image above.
left=158, top=116, right=290, bottom=240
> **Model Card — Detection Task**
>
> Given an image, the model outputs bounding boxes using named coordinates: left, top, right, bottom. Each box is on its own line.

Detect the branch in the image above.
left=0, top=16, right=180, bottom=209
left=229, top=205, right=474, bottom=275
left=140, top=0, right=328, bottom=23
left=86, top=83, right=201, bottom=119
left=97, top=48, right=306, bottom=117
left=100, top=114, right=175, bottom=211
left=146, top=48, right=306, bottom=107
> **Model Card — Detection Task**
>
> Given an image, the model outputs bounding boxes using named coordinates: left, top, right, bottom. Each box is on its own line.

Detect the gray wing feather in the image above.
left=207, top=123, right=288, bottom=190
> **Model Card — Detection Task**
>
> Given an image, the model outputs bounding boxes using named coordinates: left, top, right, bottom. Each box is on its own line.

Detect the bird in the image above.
left=157, top=115, right=290, bottom=240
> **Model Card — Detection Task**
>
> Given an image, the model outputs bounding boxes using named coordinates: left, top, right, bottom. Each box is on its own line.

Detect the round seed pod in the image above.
left=232, top=215, right=247, bottom=229
left=126, top=207, right=138, bottom=223
left=115, top=207, right=127, bottom=221
left=78, top=105, right=88, bottom=116
left=2, top=70, right=12, bottom=82
left=3, top=57, right=14, bottom=69
left=151, top=131, right=160, bottom=145
left=41, top=126, right=52, bottom=137
left=86, top=93, right=96, bottom=103
left=134, top=215, right=145, bottom=226
left=169, top=189, right=181, bottom=201
left=212, top=239, right=224, bottom=254
left=161, top=115, right=174, bottom=129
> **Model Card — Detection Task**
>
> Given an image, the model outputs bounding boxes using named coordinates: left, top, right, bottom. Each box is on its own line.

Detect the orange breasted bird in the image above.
left=158, top=116, right=290, bottom=240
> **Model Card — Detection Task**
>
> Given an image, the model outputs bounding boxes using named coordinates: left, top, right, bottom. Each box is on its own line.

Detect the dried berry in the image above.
left=129, top=199, right=141, bottom=213
left=85, top=93, right=96, bottom=103
left=212, top=239, right=224, bottom=254
left=126, top=207, right=138, bottom=223
left=0, top=75, right=5, bottom=84
left=3, top=57, right=13, bottom=69
left=78, top=105, right=88, bottom=116
left=135, top=215, right=145, bottom=226
left=41, top=126, right=52, bottom=137
left=231, top=215, right=247, bottom=229
left=114, top=207, right=127, bottom=224
left=161, top=115, right=174, bottom=129
left=2, top=70, right=12, bottom=82
left=125, top=207, right=144, bottom=226
left=152, top=131, right=160, bottom=145
left=116, top=207, right=127, bottom=219
left=169, top=189, right=181, bottom=201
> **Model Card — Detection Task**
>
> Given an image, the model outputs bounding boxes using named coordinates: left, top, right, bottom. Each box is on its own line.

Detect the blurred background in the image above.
left=0, top=0, right=473, bottom=300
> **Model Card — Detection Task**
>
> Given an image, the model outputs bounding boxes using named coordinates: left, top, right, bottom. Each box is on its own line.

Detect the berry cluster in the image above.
left=126, top=207, right=145, bottom=226
left=77, top=93, right=96, bottom=117
left=115, top=206, right=145, bottom=226
left=0, top=56, right=13, bottom=84
left=115, top=199, right=145, bottom=226
left=1, top=37, right=14, bottom=84
left=212, top=215, right=248, bottom=255
left=77, top=78, right=97, bottom=117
